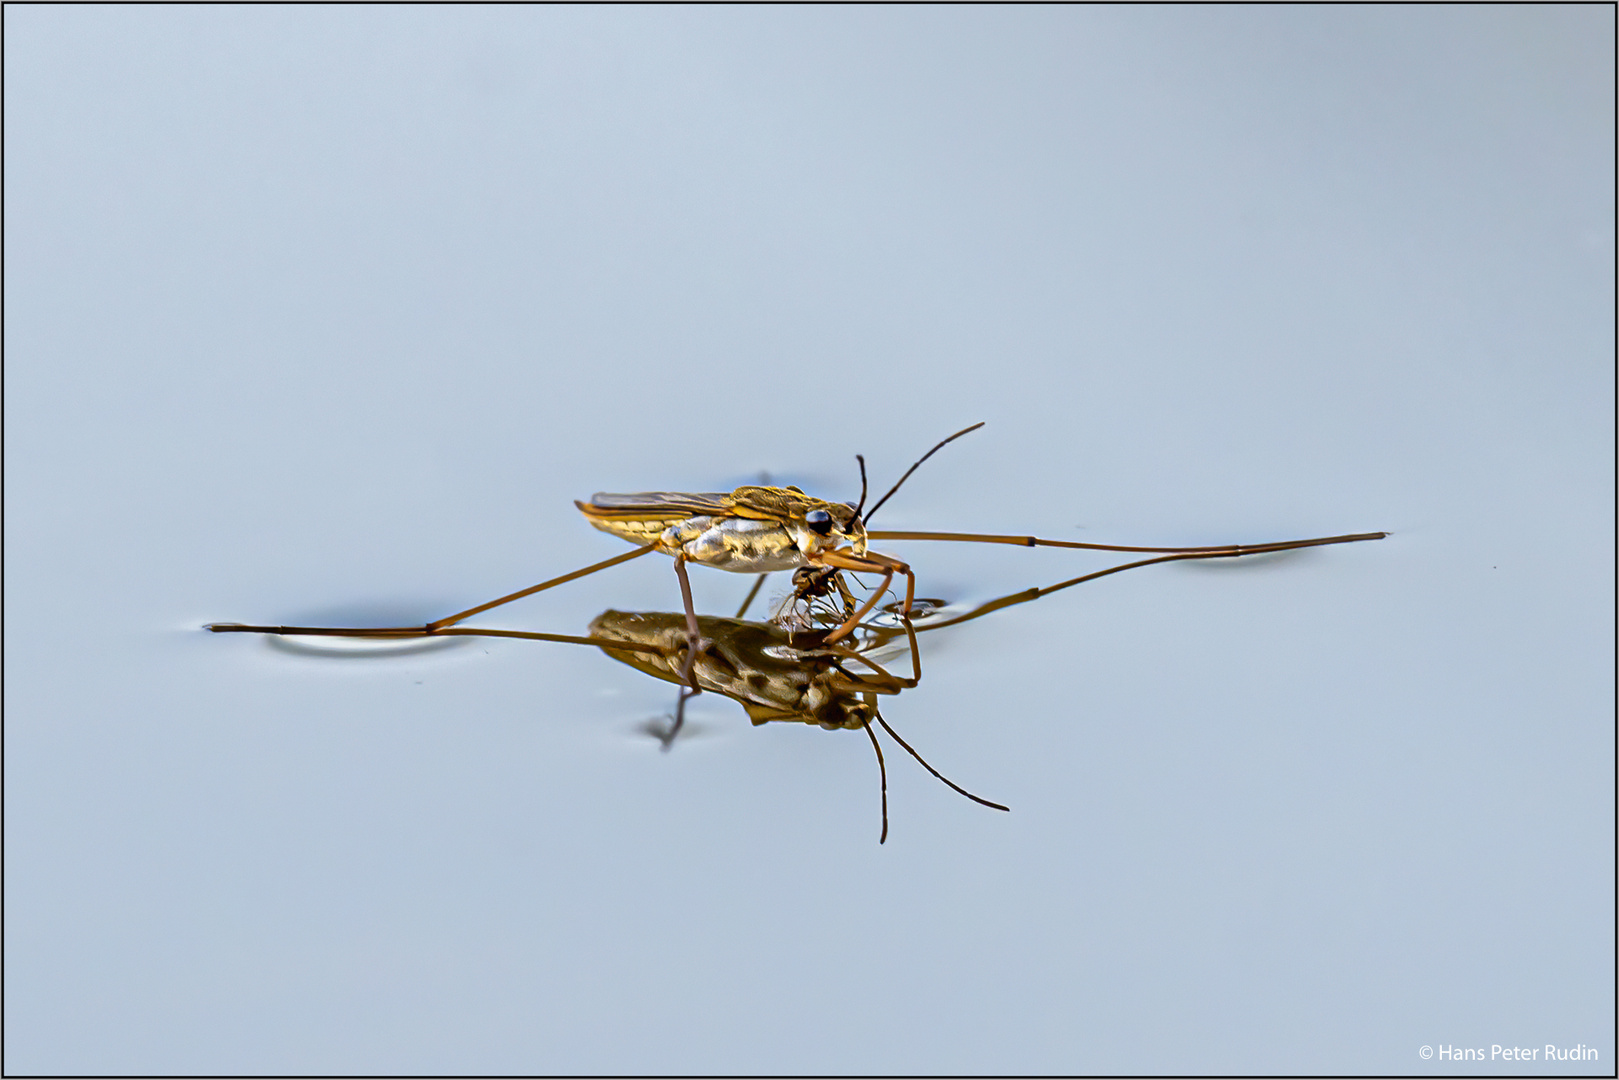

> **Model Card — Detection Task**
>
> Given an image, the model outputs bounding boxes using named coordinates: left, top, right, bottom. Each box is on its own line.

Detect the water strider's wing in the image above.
left=576, top=491, right=732, bottom=522
left=725, top=485, right=816, bottom=521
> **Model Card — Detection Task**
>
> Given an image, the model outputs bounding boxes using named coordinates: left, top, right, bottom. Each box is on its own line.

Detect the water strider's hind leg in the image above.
left=206, top=623, right=662, bottom=654
left=207, top=545, right=660, bottom=641
left=427, top=545, right=658, bottom=630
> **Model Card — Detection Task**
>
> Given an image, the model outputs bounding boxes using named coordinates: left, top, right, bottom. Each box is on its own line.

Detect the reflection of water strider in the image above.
left=589, top=606, right=986, bottom=844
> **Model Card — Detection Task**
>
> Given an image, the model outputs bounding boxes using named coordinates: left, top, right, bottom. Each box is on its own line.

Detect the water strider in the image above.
left=209, top=422, right=1386, bottom=741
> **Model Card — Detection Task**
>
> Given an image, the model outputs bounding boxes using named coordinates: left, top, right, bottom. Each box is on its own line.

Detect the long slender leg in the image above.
left=897, top=612, right=922, bottom=686
left=208, top=623, right=426, bottom=638
left=734, top=573, right=770, bottom=618
left=429, top=544, right=657, bottom=630
left=825, top=658, right=909, bottom=698
left=830, top=573, right=859, bottom=621
left=207, top=622, right=663, bottom=654
left=839, top=530, right=1382, bottom=646
left=825, top=569, right=891, bottom=644
left=907, top=533, right=1389, bottom=635
left=866, top=529, right=1387, bottom=555
left=665, top=554, right=706, bottom=748
left=824, top=612, right=922, bottom=692
left=816, top=549, right=916, bottom=644
left=208, top=545, right=658, bottom=640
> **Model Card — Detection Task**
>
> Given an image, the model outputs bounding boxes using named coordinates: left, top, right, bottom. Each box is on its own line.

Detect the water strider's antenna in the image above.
left=853, top=454, right=870, bottom=518
left=875, top=713, right=1009, bottom=813
left=862, top=713, right=890, bottom=844
left=864, top=422, right=986, bottom=522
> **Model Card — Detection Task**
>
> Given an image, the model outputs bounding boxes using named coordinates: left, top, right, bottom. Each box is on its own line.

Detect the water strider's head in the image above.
left=797, top=500, right=867, bottom=558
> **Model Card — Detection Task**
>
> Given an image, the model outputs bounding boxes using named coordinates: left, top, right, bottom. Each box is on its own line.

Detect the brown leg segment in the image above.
left=904, top=532, right=1392, bottom=635
left=207, top=622, right=663, bottom=654
left=664, top=554, right=707, bottom=748
left=866, top=529, right=1387, bottom=555
left=428, top=544, right=657, bottom=630
left=209, top=545, right=661, bottom=647
left=823, top=615, right=923, bottom=695
left=816, top=549, right=916, bottom=644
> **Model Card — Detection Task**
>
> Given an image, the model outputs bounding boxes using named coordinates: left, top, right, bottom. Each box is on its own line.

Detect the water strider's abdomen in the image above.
left=677, top=517, right=806, bottom=573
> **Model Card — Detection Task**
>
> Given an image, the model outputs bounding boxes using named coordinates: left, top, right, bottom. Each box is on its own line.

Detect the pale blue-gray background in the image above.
left=6, top=7, right=1612, bottom=1075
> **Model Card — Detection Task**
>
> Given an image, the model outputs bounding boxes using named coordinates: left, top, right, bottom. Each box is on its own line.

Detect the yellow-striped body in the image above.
left=575, top=486, right=867, bottom=574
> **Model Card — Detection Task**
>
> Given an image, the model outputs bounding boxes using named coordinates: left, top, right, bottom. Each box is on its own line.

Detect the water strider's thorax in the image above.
left=722, top=486, right=868, bottom=561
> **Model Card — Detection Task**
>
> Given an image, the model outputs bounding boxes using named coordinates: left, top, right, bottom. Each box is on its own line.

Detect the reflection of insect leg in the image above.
left=898, top=532, right=1391, bottom=635
left=824, top=616, right=922, bottom=695
left=839, top=530, right=1384, bottom=642
left=207, top=544, right=658, bottom=640
left=734, top=573, right=770, bottom=619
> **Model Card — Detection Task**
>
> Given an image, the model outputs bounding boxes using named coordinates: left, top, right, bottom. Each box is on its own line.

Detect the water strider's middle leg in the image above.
left=663, top=554, right=707, bottom=749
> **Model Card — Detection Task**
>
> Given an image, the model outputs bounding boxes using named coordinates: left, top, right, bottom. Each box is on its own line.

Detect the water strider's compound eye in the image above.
left=805, top=509, right=833, bottom=535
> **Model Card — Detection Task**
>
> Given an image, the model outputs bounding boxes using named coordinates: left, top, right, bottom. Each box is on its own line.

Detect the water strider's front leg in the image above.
left=815, top=549, right=916, bottom=644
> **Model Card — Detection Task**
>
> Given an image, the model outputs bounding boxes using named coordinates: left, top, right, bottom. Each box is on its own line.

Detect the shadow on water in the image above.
left=242, top=605, right=477, bottom=659
left=632, top=716, right=719, bottom=744
left=1171, top=546, right=1316, bottom=572
left=265, top=633, right=473, bottom=659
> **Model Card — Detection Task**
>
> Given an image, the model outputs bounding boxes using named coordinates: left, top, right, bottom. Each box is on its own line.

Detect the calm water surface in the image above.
left=7, top=7, right=1612, bottom=1074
